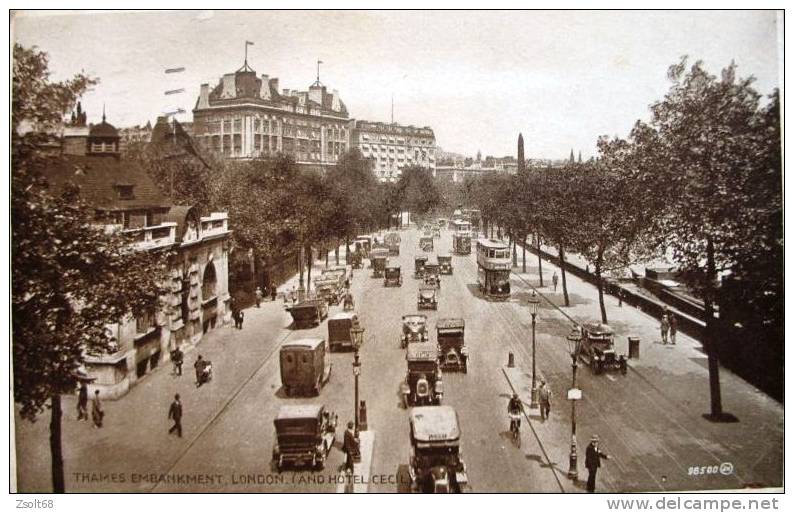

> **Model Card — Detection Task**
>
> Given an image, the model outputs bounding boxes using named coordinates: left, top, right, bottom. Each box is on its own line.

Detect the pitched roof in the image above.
left=37, top=155, right=171, bottom=211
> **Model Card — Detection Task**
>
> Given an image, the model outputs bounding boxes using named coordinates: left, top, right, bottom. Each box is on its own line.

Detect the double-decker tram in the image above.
left=475, top=239, right=511, bottom=300
left=452, top=220, right=472, bottom=255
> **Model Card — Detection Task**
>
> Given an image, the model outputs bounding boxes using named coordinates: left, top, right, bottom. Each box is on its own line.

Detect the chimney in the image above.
left=283, top=89, right=290, bottom=96
left=62, top=126, right=90, bottom=156
left=308, top=84, right=323, bottom=105
left=331, top=89, right=341, bottom=111
left=197, top=83, right=210, bottom=109
left=269, top=77, right=279, bottom=96
left=259, top=75, right=270, bottom=99
left=221, top=73, right=236, bottom=98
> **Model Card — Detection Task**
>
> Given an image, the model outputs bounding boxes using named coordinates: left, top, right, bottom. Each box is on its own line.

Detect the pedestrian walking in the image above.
left=290, top=286, right=297, bottom=305
left=552, top=272, right=559, bottom=293
left=168, top=394, right=183, bottom=437
left=660, top=314, right=670, bottom=344
left=77, top=382, right=88, bottom=421
left=618, top=288, right=624, bottom=307
left=91, top=390, right=104, bottom=428
left=343, top=421, right=357, bottom=474
left=585, top=434, right=610, bottom=493
left=237, top=310, right=245, bottom=329
left=270, top=286, right=277, bottom=302
left=171, top=346, right=183, bottom=376
left=255, top=287, right=263, bottom=308
left=538, top=380, right=552, bottom=421
left=195, top=354, right=206, bottom=387
left=669, top=313, right=678, bottom=345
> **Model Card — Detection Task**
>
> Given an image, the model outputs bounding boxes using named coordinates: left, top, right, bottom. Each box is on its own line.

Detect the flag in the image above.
left=165, top=67, right=185, bottom=74
left=246, top=40, right=254, bottom=46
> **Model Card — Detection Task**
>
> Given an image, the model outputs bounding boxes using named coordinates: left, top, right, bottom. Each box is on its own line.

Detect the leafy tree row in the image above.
left=466, top=58, right=781, bottom=417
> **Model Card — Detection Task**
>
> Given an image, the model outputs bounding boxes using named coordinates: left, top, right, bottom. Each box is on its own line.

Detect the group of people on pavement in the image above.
left=660, top=307, right=678, bottom=345
left=76, top=382, right=104, bottom=429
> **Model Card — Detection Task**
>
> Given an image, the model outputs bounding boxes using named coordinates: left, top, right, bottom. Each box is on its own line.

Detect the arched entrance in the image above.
left=201, top=262, right=218, bottom=333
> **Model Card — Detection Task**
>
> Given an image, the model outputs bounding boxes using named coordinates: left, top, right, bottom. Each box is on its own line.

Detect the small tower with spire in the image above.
left=569, top=149, right=575, bottom=164
left=578, top=150, right=582, bottom=164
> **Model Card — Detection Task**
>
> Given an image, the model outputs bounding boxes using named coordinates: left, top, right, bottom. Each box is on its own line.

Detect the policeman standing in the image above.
left=343, top=421, right=357, bottom=474
left=585, top=434, right=610, bottom=492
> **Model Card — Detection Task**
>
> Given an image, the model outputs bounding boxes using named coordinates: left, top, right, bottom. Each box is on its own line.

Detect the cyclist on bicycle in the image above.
left=508, top=392, right=523, bottom=433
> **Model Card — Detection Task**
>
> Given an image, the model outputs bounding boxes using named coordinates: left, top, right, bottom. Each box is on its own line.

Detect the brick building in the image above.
left=192, top=62, right=350, bottom=167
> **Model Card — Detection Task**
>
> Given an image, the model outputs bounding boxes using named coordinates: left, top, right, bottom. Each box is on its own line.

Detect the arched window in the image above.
left=202, top=262, right=217, bottom=300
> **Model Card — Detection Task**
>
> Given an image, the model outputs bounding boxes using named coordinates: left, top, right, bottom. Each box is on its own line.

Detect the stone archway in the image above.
left=202, top=261, right=217, bottom=300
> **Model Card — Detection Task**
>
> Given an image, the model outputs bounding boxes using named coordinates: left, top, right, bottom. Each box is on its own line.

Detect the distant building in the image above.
left=118, top=120, right=153, bottom=152
left=192, top=62, right=350, bottom=167
left=39, top=108, right=232, bottom=399
left=350, top=120, right=436, bottom=181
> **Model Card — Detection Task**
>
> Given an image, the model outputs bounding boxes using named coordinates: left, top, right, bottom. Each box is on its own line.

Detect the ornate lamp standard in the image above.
left=566, top=325, right=583, bottom=481
left=528, top=291, right=541, bottom=408
left=350, top=319, right=366, bottom=438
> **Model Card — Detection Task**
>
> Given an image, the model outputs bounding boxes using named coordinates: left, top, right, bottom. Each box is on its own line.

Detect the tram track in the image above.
left=455, top=237, right=745, bottom=491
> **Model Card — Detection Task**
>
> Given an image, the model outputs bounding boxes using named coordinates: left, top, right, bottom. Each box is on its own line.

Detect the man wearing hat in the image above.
left=585, top=434, right=610, bottom=492
left=538, top=380, right=552, bottom=421
left=343, top=421, right=357, bottom=474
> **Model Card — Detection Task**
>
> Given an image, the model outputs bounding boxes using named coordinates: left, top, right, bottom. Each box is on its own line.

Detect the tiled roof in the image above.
left=37, top=155, right=171, bottom=211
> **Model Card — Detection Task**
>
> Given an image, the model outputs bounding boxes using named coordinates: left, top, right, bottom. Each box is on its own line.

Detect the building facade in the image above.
left=48, top=110, right=232, bottom=399
left=350, top=120, right=436, bottom=181
left=192, top=64, right=350, bottom=167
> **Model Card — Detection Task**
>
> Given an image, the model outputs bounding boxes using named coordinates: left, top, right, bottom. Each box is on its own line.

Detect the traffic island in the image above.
left=502, top=366, right=582, bottom=493
left=336, top=430, right=375, bottom=493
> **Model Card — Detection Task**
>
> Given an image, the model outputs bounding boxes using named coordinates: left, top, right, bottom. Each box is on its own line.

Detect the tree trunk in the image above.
left=325, top=247, right=329, bottom=268
left=298, top=246, right=304, bottom=289
left=522, top=234, right=526, bottom=273
left=559, top=245, right=570, bottom=307
left=345, top=237, right=350, bottom=264
left=705, top=236, right=723, bottom=417
left=306, top=244, right=313, bottom=293
left=536, top=234, right=544, bottom=287
left=50, top=394, right=65, bottom=493
left=511, top=234, right=517, bottom=267
left=595, top=257, right=607, bottom=324
left=335, top=245, right=340, bottom=265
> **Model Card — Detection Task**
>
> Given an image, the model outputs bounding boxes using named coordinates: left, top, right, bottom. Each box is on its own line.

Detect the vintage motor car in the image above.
left=370, top=248, right=389, bottom=277
left=418, top=285, right=438, bottom=310
left=327, top=311, right=359, bottom=352
left=355, top=235, right=372, bottom=257
left=325, top=264, right=352, bottom=285
left=385, top=231, right=402, bottom=256
left=350, top=250, right=364, bottom=269
left=279, top=337, right=332, bottom=396
left=287, top=299, right=329, bottom=329
left=437, top=318, right=468, bottom=373
left=423, top=259, right=441, bottom=288
left=420, top=236, right=434, bottom=252
left=384, top=264, right=403, bottom=287
left=400, top=314, right=429, bottom=348
left=408, top=406, right=470, bottom=493
left=272, top=404, right=337, bottom=471
left=414, top=255, right=428, bottom=278
left=314, top=279, right=341, bottom=306
left=579, top=322, right=627, bottom=375
left=401, top=342, right=443, bottom=408
left=438, top=254, right=453, bottom=275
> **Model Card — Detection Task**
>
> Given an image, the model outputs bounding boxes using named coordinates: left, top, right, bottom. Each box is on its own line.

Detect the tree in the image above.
left=647, top=58, right=781, bottom=418
left=12, top=44, right=170, bottom=492
left=396, top=165, right=442, bottom=219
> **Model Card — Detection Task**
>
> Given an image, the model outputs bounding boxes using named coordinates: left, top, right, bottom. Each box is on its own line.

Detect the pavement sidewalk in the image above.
left=14, top=240, right=357, bottom=492
left=503, top=246, right=783, bottom=490
left=336, top=430, right=376, bottom=493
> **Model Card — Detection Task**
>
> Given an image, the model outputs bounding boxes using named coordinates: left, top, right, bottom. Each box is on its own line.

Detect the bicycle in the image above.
left=509, top=412, right=522, bottom=447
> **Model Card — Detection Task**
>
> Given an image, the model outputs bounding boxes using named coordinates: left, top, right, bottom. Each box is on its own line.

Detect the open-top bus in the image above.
left=475, top=239, right=511, bottom=300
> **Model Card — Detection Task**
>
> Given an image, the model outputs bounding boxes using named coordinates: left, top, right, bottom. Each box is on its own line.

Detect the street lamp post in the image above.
left=566, top=325, right=583, bottom=481
left=350, top=319, right=366, bottom=438
left=528, top=291, right=541, bottom=408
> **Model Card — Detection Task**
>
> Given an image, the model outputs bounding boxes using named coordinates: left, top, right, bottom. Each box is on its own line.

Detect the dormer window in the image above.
left=115, top=184, right=135, bottom=200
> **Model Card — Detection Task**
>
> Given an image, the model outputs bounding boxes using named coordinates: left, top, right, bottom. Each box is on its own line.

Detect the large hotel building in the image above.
left=192, top=62, right=436, bottom=179
left=350, top=120, right=436, bottom=181
left=192, top=63, right=351, bottom=168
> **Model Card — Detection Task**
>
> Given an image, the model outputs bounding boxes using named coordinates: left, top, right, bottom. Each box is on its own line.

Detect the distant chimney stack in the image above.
left=62, top=126, right=90, bottom=156
left=270, top=77, right=279, bottom=95
left=259, top=75, right=270, bottom=99
left=198, top=83, right=210, bottom=109
left=331, top=89, right=341, bottom=111
left=221, top=73, right=236, bottom=98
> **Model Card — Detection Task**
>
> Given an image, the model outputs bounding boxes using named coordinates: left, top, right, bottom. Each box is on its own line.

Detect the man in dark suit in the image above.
left=343, top=421, right=357, bottom=474
left=168, top=394, right=183, bottom=437
left=585, top=434, right=610, bottom=492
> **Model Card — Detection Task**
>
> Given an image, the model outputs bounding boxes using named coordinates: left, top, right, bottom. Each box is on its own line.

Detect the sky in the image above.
left=11, top=10, right=782, bottom=159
